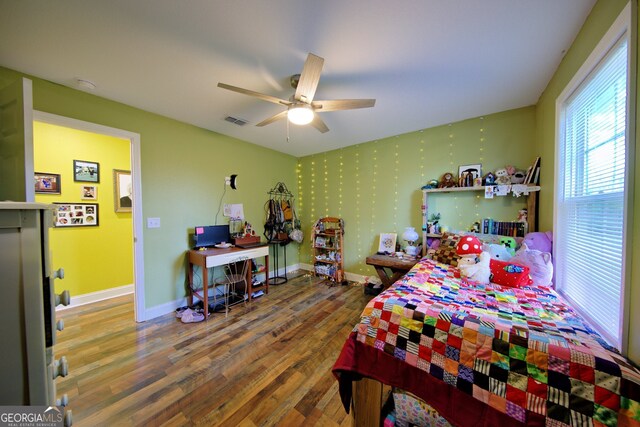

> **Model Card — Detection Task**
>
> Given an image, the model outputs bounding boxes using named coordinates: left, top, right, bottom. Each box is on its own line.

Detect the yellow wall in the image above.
left=33, top=121, right=133, bottom=296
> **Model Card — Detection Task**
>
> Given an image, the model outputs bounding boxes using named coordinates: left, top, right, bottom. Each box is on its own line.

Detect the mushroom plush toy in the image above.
left=456, top=236, right=491, bottom=284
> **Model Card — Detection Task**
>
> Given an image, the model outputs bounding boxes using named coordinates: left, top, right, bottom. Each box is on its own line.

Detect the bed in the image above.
left=333, top=257, right=640, bottom=426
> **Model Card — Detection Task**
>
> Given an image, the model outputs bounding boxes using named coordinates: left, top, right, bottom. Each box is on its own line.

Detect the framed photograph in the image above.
left=378, top=233, right=397, bottom=254
left=54, top=203, right=98, bottom=227
left=74, top=160, right=100, bottom=183
left=34, top=172, right=61, bottom=194
left=113, top=169, right=132, bottom=213
left=458, top=164, right=482, bottom=187
left=81, top=185, right=97, bottom=200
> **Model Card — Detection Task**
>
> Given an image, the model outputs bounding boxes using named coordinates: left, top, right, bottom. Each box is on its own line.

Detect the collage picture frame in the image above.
left=54, top=203, right=99, bottom=227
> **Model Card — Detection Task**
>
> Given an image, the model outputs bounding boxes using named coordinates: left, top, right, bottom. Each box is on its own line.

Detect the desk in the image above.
left=188, top=245, right=269, bottom=319
left=365, top=254, right=419, bottom=289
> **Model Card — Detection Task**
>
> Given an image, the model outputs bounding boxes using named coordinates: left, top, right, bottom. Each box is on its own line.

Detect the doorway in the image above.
left=33, top=111, right=146, bottom=322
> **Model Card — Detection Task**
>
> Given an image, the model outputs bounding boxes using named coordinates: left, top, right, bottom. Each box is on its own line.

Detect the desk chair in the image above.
left=214, top=256, right=249, bottom=317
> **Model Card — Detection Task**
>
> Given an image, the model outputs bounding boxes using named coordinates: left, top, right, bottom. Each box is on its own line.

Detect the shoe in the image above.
left=175, top=306, right=189, bottom=318
left=181, top=309, right=205, bottom=323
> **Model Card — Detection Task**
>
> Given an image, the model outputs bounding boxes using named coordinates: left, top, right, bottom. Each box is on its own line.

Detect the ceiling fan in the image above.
left=217, top=53, right=375, bottom=133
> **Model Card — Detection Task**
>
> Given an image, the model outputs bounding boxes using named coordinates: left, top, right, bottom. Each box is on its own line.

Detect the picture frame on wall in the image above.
left=34, top=172, right=61, bottom=194
left=73, top=159, right=100, bottom=183
left=378, top=233, right=397, bottom=254
left=113, top=169, right=132, bottom=213
left=458, top=164, right=482, bottom=187
left=54, top=203, right=99, bottom=227
left=81, top=185, right=97, bottom=200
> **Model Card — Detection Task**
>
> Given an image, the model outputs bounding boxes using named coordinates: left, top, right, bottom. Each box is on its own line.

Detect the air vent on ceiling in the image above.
left=224, top=116, right=248, bottom=126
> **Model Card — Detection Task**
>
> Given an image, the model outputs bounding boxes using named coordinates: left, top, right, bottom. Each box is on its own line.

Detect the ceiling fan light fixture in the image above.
left=287, top=104, right=314, bottom=125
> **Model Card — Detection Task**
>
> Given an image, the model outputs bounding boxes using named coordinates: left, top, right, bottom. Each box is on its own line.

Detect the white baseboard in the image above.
left=298, top=263, right=381, bottom=285
left=56, top=284, right=134, bottom=311
left=141, top=263, right=304, bottom=321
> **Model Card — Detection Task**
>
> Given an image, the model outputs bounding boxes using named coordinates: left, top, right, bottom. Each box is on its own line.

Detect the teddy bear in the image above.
left=494, top=168, right=511, bottom=185
left=438, top=172, right=458, bottom=188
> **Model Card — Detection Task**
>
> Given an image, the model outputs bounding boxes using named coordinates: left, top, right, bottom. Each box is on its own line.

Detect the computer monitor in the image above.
left=193, top=225, right=230, bottom=248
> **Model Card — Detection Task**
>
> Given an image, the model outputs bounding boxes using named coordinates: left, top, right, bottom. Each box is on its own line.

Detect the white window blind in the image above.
left=556, top=35, right=628, bottom=348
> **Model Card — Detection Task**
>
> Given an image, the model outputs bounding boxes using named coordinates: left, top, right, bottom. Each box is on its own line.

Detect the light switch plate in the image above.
left=147, top=217, right=161, bottom=228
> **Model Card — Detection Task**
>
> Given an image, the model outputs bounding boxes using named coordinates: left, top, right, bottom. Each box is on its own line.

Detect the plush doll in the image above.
left=510, top=243, right=553, bottom=287
left=483, top=243, right=513, bottom=261
left=495, top=168, right=511, bottom=185
left=523, top=231, right=553, bottom=255
left=438, top=172, right=458, bottom=188
left=456, top=236, right=491, bottom=283
left=511, top=170, right=526, bottom=184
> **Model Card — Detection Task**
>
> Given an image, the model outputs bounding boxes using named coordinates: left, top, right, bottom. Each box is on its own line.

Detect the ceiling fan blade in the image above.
left=311, top=99, right=376, bottom=112
left=218, top=82, right=290, bottom=106
left=255, top=110, right=288, bottom=127
left=294, top=53, right=324, bottom=103
left=310, top=115, right=329, bottom=133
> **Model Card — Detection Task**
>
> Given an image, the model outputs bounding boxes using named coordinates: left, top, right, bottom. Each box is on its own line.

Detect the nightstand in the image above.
left=365, top=254, right=419, bottom=289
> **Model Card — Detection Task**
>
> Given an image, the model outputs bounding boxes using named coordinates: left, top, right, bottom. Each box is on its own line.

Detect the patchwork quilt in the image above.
left=333, top=258, right=640, bottom=426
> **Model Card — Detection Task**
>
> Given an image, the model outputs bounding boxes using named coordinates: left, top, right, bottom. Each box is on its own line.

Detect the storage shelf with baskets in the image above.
left=312, top=218, right=345, bottom=283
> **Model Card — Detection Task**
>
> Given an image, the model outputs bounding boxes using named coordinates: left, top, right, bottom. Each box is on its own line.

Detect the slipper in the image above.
left=181, top=309, right=205, bottom=323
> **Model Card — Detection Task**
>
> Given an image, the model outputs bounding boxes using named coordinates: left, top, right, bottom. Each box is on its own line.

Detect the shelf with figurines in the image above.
left=420, top=160, right=541, bottom=257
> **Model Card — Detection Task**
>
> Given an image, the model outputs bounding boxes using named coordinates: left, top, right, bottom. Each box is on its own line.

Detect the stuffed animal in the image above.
left=483, top=243, right=513, bottom=261
left=510, top=243, right=553, bottom=287
left=523, top=231, right=553, bottom=254
left=469, top=251, right=491, bottom=284
left=421, top=179, right=440, bottom=190
left=495, top=168, right=511, bottom=185
left=456, top=236, right=486, bottom=281
left=511, top=170, right=526, bottom=184
left=499, top=236, right=517, bottom=254
left=438, top=172, right=458, bottom=188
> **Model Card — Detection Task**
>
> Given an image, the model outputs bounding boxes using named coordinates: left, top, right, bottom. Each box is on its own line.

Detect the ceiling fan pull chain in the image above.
left=286, top=117, right=290, bottom=143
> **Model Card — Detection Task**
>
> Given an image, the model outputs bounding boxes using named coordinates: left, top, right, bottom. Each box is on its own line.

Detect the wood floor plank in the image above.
left=56, top=271, right=369, bottom=426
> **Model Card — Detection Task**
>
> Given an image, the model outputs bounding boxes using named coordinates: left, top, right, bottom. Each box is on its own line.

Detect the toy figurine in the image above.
left=438, top=172, right=457, bottom=188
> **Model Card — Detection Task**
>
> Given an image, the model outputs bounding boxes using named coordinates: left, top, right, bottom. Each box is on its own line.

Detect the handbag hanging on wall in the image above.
left=264, top=182, right=301, bottom=243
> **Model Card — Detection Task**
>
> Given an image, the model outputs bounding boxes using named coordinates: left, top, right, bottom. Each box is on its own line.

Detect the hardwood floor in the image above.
left=56, top=271, right=369, bottom=426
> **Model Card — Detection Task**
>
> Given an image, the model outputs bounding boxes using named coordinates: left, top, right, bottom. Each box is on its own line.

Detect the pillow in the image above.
left=430, top=232, right=460, bottom=266
left=393, top=389, right=452, bottom=427
left=510, top=244, right=553, bottom=287
left=490, top=259, right=532, bottom=288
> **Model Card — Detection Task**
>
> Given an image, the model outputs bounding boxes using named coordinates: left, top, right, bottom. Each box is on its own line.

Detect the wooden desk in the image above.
left=365, top=254, right=419, bottom=288
left=188, top=245, right=269, bottom=319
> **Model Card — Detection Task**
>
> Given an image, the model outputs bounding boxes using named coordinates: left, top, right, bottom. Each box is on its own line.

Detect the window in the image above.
left=555, top=6, right=630, bottom=349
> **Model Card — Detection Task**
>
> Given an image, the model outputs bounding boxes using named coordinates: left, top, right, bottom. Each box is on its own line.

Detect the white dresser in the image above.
left=0, top=202, right=71, bottom=425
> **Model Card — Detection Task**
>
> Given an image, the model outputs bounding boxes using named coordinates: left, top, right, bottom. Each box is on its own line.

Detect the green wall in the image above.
left=0, top=66, right=299, bottom=310
left=297, top=106, right=537, bottom=276
left=535, top=0, right=639, bottom=363
left=34, top=121, right=134, bottom=297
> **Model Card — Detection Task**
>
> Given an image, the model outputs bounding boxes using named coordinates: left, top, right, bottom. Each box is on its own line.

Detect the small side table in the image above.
left=267, top=239, right=289, bottom=285
left=365, top=254, right=419, bottom=289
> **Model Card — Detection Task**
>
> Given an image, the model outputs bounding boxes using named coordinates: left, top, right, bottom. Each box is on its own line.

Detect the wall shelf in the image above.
left=421, top=185, right=541, bottom=256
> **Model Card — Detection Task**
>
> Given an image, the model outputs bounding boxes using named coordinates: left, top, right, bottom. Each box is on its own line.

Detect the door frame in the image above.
left=33, top=111, right=146, bottom=322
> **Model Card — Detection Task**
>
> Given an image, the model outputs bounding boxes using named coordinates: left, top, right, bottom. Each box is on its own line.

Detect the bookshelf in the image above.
left=312, top=217, right=345, bottom=283
left=420, top=185, right=540, bottom=256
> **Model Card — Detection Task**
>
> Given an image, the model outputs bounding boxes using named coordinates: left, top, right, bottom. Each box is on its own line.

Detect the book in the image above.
left=525, top=157, right=541, bottom=184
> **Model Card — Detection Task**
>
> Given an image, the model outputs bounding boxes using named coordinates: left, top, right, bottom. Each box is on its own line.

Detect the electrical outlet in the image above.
left=147, top=217, right=161, bottom=228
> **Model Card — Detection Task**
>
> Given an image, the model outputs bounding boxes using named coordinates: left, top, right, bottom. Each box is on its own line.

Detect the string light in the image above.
left=339, top=149, right=343, bottom=218
left=355, top=146, right=362, bottom=272
left=371, top=142, right=377, bottom=238
left=324, top=153, right=329, bottom=216
left=393, top=141, right=399, bottom=234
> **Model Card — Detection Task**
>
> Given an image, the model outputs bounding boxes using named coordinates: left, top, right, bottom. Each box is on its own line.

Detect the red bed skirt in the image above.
left=332, top=332, right=544, bottom=426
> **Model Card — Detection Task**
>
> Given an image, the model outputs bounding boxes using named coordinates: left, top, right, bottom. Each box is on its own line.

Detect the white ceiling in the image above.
left=0, top=0, right=595, bottom=157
